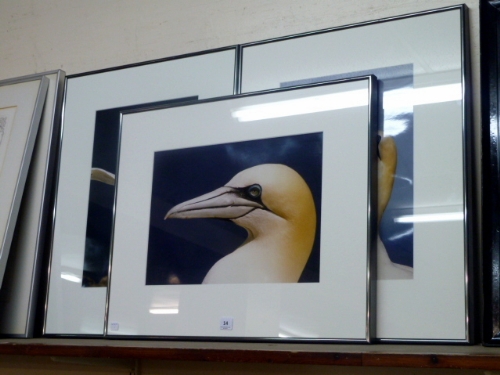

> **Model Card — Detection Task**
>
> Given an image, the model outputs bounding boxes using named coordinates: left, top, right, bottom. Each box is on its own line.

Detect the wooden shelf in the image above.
left=1, top=339, right=500, bottom=370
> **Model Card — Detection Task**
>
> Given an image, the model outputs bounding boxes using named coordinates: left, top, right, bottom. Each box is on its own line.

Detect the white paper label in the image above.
left=220, top=317, right=233, bottom=330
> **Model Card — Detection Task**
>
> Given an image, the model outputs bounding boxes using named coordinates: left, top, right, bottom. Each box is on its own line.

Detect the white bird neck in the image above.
left=202, top=212, right=315, bottom=284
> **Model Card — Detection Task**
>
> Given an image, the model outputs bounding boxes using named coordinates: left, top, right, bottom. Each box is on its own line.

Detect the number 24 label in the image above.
left=220, top=317, right=233, bottom=330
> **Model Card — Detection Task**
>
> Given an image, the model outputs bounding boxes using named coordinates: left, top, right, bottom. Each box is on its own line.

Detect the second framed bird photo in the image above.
left=106, top=77, right=377, bottom=341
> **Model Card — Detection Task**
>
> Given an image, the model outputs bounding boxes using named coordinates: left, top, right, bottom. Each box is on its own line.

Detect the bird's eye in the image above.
left=247, top=184, right=262, bottom=198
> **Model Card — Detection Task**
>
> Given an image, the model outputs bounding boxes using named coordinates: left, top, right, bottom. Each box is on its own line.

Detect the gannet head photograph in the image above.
left=166, top=163, right=316, bottom=284
left=145, top=132, right=322, bottom=285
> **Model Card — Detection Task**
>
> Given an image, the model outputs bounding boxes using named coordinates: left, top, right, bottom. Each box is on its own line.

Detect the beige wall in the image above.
left=0, top=1, right=485, bottom=374
left=0, top=0, right=480, bottom=78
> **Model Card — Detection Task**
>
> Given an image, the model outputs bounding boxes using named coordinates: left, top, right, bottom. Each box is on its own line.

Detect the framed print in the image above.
left=106, top=77, right=377, bottom=341
left=44, top=47, right=237, bottom=336
left=481, top=0, right=500, bottom=346
left=240, top=5, right=472, bottom=342
left=0, top=75, right=49, bottom=291
left=0, top=70, right=65, bottom=337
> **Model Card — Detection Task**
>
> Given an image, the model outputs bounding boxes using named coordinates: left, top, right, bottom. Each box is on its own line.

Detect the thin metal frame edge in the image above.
left=103, top=111, right=124, bottom=338
left=460, top=2, right=476, bottom=346
left=42, top=75, right=72, bottom=337
left=234, top=45, right=242, bottom=95
left=66, top=46, right=238, bottom=80
left=26, top=70, right=66, bottom=338
left=240, top=4, right=465, bottom=49
left=366, top=75, right=378, bottom=343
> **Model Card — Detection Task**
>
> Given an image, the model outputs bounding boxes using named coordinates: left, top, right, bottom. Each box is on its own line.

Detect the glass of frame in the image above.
left=0, top=75, right=49, bottom=292
left=44, top=48, right=237, bottom=336
left=240, top=5, right=472, bottom=342
left=106, top=77, right=377, bottom=341
left=0, top=70, right=65, bottom=338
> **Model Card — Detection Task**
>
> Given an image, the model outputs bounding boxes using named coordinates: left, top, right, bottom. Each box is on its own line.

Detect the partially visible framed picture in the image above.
left=481, top=0, right=500, bottom=346
left=0, top=70, right=65, bottom=337
left=106, top=77, right=377, bottom=341
left=44, top=47, right=237, bottom=336
left=240, top=5, right=472, bottom=342
left=0, top=75, right=49, bottom=292
left=82, top=97, right=197, bottom=288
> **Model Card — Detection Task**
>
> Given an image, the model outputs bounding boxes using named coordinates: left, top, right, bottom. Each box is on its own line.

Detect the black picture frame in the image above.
left=481, top=0, right=500, bottom=346
left=44, top=46, right=238, bottom=337
left=240, top=4, right=474, bottom=343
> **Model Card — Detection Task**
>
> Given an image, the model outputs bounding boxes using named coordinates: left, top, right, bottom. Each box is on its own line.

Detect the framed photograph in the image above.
left=481, top=0, right=500, bottom=346
left=0, top=71, right=65, bottom=337
left=44, top=47, right=237, bottom=336
left=106, top=77, right=377, bottom=341
left=0, top=75, right=49, bottom=292
left=240, top=5, right=472, bottom=342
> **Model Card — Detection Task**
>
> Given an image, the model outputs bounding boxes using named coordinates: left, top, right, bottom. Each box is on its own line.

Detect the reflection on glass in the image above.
left=149, top=293, right=180, bottom=315
left=278, top=324, right=317, bottom=338
left=60, top=272, right=82, bottom=283
left=231, top=89, right=368, bottom=122
left=384, top=83, right=462, bottom=109
left=395, top=212, right=464, bottom=223
left=149, top=308, right=179, bottom=315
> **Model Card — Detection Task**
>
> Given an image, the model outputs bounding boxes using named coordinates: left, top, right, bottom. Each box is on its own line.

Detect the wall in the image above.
left=0, top=0, right=481, bottom=79
left=0, top=0, right=485, bottom=374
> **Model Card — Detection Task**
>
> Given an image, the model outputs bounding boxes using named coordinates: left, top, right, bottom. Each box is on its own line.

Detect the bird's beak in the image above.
left=165, top=186, right=263, bottom=220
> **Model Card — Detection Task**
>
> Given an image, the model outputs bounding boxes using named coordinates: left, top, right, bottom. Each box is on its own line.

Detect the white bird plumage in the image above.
left=165, top=164, right=317, bottom=284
